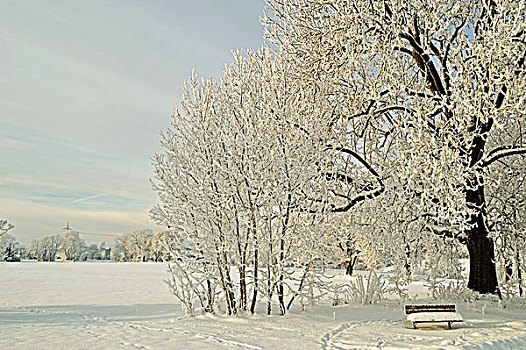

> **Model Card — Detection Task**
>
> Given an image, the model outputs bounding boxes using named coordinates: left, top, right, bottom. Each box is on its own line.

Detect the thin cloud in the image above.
left=1, top=175, right=74, bottom=191
left=70, top=193, right=106, bottom=204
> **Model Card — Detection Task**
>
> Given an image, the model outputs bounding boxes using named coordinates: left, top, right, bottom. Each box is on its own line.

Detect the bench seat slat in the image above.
left=405, top=304, right=456, bottom=314
left=407, top=311, right=463, bottom=323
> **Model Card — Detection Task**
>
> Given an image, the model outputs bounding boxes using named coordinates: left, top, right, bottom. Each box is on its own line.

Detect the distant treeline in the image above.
left=1, top=229, right=172, bottom=263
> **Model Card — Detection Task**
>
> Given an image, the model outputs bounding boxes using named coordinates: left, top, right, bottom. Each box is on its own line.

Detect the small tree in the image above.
left=43, top=234, right=64, bottom=261
left=63, top=231, right=85, bottom=261
left=27, top=234, right=64, bottom=261
left=27, top=238, right=44, bottom=261
left=0, top=219, right=14, bottom=238
left=127, top=229, right=153, bottom=262
left=150, top=230, right=172, bottom=262
left=81, top=244, right=102, bottom=261
left=113, top=236, right=132, bottom=262
left=1, top=233, right=21, bottom=262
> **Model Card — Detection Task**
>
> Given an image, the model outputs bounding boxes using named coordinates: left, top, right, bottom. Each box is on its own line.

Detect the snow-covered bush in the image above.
left=386, top=273, right=410, bottom=302
left=426, top=277, right=478, bottom=303
left=165, top=260, right=216, bottom=316
left=344, top=271, right=387, bottom=305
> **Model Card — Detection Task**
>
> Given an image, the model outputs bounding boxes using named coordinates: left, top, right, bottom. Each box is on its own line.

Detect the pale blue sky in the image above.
left=0, top=0, right=265, bottom=244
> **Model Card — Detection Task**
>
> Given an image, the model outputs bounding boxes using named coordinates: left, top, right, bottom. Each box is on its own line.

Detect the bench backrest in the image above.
left=405, top=304, right=456, bottom=314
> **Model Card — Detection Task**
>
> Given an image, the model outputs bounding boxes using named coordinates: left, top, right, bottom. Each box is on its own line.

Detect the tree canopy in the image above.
left=151, top=0, right=526, bottom=313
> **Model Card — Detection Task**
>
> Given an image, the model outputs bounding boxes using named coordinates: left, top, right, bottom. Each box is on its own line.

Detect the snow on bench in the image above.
left=405, top=304, right=463, bottom=329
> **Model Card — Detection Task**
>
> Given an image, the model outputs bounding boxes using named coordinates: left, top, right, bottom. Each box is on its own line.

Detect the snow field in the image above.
left=1, top=261, right=526, bottom=349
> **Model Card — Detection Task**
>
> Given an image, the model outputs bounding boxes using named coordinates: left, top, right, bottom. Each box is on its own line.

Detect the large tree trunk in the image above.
left=345, top=255, right=357, bottom=276
left=466, top=227, right=499, bottom=294
left=462, top=120, right=500, bottom=295
left=465, top=177, right=499, bottom=295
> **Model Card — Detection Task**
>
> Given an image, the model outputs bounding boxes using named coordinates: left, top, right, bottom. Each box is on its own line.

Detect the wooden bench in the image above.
left=405, top=304, right=463, bottom=329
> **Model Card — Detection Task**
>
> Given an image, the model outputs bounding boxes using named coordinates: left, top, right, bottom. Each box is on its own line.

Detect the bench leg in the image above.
left=413, top=322, right=416, bottom=329
left=448, top=322, right=451, bottom=329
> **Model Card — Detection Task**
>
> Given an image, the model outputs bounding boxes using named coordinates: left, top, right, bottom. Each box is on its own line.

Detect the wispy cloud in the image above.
left=1, top=175, right=75, bottom=191
left=1, top=174, right=155, bottom=207
left=70, top=193, right=106, bottom=204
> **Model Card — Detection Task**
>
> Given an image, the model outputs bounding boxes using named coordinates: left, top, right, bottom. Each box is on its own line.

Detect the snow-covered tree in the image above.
left=113, top=236, right=132, bottom=262
left=150, top=230, right=172, bottom=262
left=27, top=234, right=64, bottom=261
left=1, top=233, right=21, bottom=262
left=0, top=219, right=14, bottom=238
left=63, top=231, right=85, bottom=261
left=27, top=238, right=43, bottom=261
left=0, top=233, right=17, bottom=252
left=127, top=229, right=153, bottom=262
left=264, top=0, right=526, bottom=294
left=81, top=244, right=101, bottom=261
left=112, top=230, right=154, bottom=262
left=152, top=49, right=344, bottom=315
left=43, top=234, right=63, bottom=261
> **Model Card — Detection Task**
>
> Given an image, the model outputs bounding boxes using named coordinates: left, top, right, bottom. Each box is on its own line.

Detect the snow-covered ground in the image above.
left=1, top=261, right=526, bottom=349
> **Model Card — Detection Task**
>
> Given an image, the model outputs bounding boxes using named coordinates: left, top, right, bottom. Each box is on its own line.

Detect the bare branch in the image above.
left=0, top=219, right=14, bottom=238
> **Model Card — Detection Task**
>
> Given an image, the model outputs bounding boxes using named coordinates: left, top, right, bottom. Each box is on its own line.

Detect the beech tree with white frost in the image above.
left=264, top=0, right=526, bottom=294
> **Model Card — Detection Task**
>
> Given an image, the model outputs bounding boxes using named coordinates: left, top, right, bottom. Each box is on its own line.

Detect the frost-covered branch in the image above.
left=0, top=219, right=14, bottom=238
left=482, top=146, right=526, bottom=168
